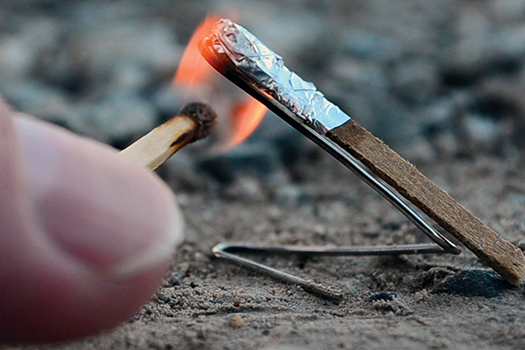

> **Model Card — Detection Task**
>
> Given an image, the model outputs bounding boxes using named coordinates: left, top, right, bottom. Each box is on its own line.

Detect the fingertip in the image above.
left=16, top=116, right=184, bottom=275
left=0, top=117, right=184, bottom=343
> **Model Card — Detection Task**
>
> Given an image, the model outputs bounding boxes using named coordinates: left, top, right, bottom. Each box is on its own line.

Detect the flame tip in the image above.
left=173, top=16, right=267, bottom=153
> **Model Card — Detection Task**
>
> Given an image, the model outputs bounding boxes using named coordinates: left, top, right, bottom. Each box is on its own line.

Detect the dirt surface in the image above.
left=11, top=152, right=525, bottom=350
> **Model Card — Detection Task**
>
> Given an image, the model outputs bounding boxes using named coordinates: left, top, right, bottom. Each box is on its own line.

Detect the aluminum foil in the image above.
left=212, top=19, right=351, bottom=134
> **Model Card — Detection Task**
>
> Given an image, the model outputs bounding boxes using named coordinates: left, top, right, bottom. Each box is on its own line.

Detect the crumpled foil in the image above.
left=212, top=19, right=351, bottom=134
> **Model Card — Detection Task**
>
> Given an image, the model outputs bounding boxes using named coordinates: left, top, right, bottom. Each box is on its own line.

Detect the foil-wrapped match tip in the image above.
left=202, top=18, right=351, bottom=134
left=180, top=102, right=218, bottom=141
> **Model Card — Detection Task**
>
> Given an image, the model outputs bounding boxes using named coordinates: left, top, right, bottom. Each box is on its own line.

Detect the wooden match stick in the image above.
left=328, top=120, right=525, bottom=284
left=120, top=102, right=217, bottom=170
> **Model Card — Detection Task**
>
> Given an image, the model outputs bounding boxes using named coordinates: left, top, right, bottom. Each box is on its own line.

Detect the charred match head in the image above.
left=180, top=102, right=217, bottom=142
left=121, top=101, right=217, bottom=170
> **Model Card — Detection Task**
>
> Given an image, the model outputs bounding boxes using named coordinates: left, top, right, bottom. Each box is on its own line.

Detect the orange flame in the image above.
left=224, top=99, right=267, bottom=149
left=173, top=16, right=267, bottom=152
left=173, top=16, right=219, bottom=88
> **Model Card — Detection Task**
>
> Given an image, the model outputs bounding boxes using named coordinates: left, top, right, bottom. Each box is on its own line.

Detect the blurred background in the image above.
left=1, top=0, right=525, bottom=191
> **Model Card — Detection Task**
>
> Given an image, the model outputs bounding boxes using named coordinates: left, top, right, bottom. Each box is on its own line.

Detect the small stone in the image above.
left=151, top=84, right=184, bottom=121
left=0, top=37, right=35, bottom=80
left=424, top=98, right=456, bottom=126
left=368, top=292, right=397, bottom=302
left=156, top=289, right=173, bottom=304
left=229, top=314, right=243, bottom=328
left=69, top=20, right=181, bottom=81
left=0, top=18, right=61, bottom=82
left=450, top=9, right=490, bottom=69
left=362, top=224, right=381, bottom=238
left=370, top=296, right=413, bottom=316
left=398, top=137, right=436, bottom=163
left=164, top=152, right=209, bottom=193
left=198, top=143, right=281, bottom=183
left=431, top=132, right=460, bottom=157
left=391, top=58, right=439, bottom=104
left=479, top=305, right=492, bottom=313
left=199, top=302, right=210, bottom=310
left=274, top=185, right=303, bottom=207
left=492, top=0, right=525, bottom=22
left=342, top=30, right=400, bottom=61
left=490, top=25, right=525, bottom=61
left=0, top=80, right=71, bottom=124
left=164, top=272, right=184, bottom=287
left=431, top=269, right=515, bottom=298
left=111, top=63, right=151, bottom=93
left=268, top=206, right=282, bottom=222
left=67, top=93, right=156, bottom=143
left=463, top=114, right=500, bottom=145
left=345, top=279, right=361, bottom=298
left=147, top=339, right=164, bottom=350
left=414, top=290, right=429, bottom=302
left=223, top=177, right=266, bottom=202
left=331, top=57, right=387, bottom=92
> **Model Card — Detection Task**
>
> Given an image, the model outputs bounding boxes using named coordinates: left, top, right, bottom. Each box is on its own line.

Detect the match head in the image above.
left=180, top=102, right=217, bottom=141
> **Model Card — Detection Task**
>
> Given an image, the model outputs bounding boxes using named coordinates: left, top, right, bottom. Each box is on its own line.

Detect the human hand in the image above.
left=0, top=98, right=184, bottom=343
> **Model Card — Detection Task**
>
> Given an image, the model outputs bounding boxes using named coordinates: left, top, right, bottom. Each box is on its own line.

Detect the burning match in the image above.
left=200, top=19, right=525, bottom=285
left=120, top=102, right=217, bottom=170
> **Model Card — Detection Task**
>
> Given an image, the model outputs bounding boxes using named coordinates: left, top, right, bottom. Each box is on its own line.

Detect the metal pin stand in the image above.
left=210, top=82, right=462, bottom=300
left=213, top=242, right=454, bottom=301
left=212, top=141, right=461, bottom=301
left=202, top=21, right=462, bottom=300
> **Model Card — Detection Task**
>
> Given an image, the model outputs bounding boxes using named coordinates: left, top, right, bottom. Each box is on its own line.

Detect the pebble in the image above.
left=69, top=21, right=181, bottom=81
left=492, top=0, right=525, bottom=21
left=391, top=58, right=439, bottom=104
left=198, top=143, right=282, bottom=183
left=490, top=25, right=525, bottom=62
left=164, top=272, right=184, bottom=287
left=479, top=304, right=492, bottom=313
left=430, top=132, right=461, bottom=157
left=274, top=185, right=303, bottom=207
left=342, top=30, right=401, bottom=61
left=0, top=80, right=71, bottom=123
left=463, top=114, right=500, bottom=145
left=423, top=98, right=456, bottom=126
left=223, top=177, right=266, bottom=202
left=67, top=93, right=156, bottom=143
left=431, top=269, right=515, bottom=298
left=398, top=137, right=436, bottom=163
left=0, top=18, right=61, bottom=81
left=147, top=339, right=164, bottom=350
left=151, top=84, right=184, bottom=122
left=330, top=57, right=387, bottom=92
left=0, top=37, right=37, bottom=81
left=229, top=314, right=244, bottom=329
left=111, top=63, right=151, bottom=94
left=268, top=206, right=282, bottom=222
left=368, top=292, right=397, bottom=302
left=345, top=279, right=361, bottom=298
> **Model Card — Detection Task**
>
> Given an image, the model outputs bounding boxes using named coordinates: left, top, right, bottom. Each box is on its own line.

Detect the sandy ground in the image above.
left=12, top=152, right=525, bottom=350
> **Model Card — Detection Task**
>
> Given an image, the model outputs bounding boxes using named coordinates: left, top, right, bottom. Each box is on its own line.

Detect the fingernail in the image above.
left=15, top=117, right=184, bottom=277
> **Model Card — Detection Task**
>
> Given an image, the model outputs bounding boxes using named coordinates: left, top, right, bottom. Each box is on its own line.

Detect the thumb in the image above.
left=0, top=102, right=184, bottom=343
